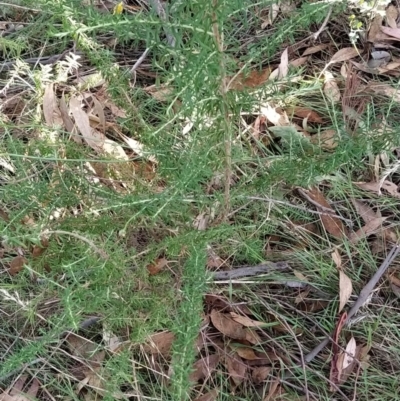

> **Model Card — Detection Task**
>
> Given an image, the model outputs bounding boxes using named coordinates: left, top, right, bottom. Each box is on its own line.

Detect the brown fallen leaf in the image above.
left=224, top=352, right=247, bottom=387
left=210, top=310, right=247, bottom=340
left=289, top=56, right=309, bottom=67
left=300, top=187, right=346, bottom=239
left=329, top=47, right=359, bottom=64
left=60, top=95, right=81, bottom=144
left=143, top=331, right=175, bottom=355
left=302, top=43, right=329, bottom=56
left=189, top=354, right=220, bottom=383
left=351, top=199, right=377, bottom=223
left=286, top=106, right=324, bottom=123
left=69, top=95, right=105, bottom=152
left=8, top=255, right=27, bottom=276
left=228, top=67, right=271, bottom=90
left=381, top=26, right=400, bottom=40
left=338, top=271, right=352, bottom=313
left=350, top=217, right=388, bottom=244
left=147, top=257, right=168, bottom=275
left=230, top=312, right=266, bottom=328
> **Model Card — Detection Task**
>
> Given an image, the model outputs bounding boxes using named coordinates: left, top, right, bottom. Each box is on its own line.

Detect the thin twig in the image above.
left=312, top=4, right=333, bottom=40
left=129, top=47, right=150, bottom=74
left=42, top=230, right=109, bottom=259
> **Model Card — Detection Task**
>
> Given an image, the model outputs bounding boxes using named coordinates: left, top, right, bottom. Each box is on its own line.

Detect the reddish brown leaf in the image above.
left=32, top=238, right=49, bottom=258
left=147, top=257, right=168, bottom=275
left=300, top=187, right=346, bottom=239
left=193, top=389, right=219, bottom=401
left=251, top=366, right=271, bottom=384
left=144, top=331, right=175, bottom=355
left=286, top=106, right=324, bottom=123
left=210, top=310, right=247, bottom=340
left=225, top=352, right=247, bottom=387
left=8, top=256, right=27, bottom=276
left=189, top=354, right=220, bottom=383
left=228, top=68, right=271, bottom=90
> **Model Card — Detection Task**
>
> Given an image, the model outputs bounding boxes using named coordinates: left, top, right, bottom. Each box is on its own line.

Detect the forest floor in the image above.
left=2, top=0, right=400, bottom=400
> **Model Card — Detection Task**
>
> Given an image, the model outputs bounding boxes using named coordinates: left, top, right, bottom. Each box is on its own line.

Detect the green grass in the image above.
left=2, top=0, right=400, bottom=400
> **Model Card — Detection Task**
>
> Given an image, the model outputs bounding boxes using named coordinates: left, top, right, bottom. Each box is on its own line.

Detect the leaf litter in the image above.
left=3, top=0, right=400, bottom=400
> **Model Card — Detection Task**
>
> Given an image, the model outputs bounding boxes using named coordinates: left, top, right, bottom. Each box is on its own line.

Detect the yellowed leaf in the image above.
left=339, top=271, right=352, bottom=313
left=278, top=48, right=289, bottom=79
left=331, top=249, right=341, bottom=268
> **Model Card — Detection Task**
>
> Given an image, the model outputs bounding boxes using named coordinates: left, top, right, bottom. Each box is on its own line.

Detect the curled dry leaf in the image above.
left=8, top=255, right=27, bottom=276
left=342, top=337, right=356, bottom=370
left=338, top=271, right=352, bottom=313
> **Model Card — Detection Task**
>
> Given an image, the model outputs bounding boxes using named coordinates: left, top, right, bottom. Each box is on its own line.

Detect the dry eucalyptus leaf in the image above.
left=8, top=255, right=27, bottom=276
left=339, top=271, right=352, bottom=313
left=193, top=390, right=219, bottom=401
left=310, top=129, right=338, bottom=150
left=351, top=199, right=377, bottom=223
left=189, top=354, right=220, bottom=383
left=210, top=310, right=247, bottom=340
left=69, top=95, right=105, bottom=152
left=329, top=47, right=359, bottom=64
left=331, top=249, right=341, bottom=268
left=350, top=217, right=388, bottom=243
left=302, top=43, right=329, bottom=56
left=43, top=83, right=62, bottom=127
left=230, top=312, right=265, bottom=328
left=278, top=48, right=289, bottom=79
left=225, top=352, right=247, bottom=387
left=381, top=26, right=400, bottom=39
